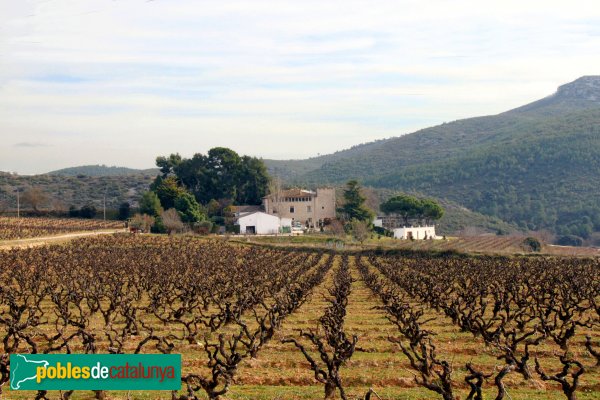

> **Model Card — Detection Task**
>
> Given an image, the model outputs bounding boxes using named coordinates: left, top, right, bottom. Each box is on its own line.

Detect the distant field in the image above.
left=239, top=234, right=600, bottom=257
left=0, top=235, right=598, bottom=399
left=0, top=216, right=125, bottom=240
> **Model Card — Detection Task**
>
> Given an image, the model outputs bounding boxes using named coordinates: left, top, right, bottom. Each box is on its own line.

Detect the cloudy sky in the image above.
left=1, top=0, right=599, bottom=174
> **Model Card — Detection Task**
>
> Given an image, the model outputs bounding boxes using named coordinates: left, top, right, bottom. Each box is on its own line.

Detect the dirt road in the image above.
left=0, top=229, right=127, bottom=250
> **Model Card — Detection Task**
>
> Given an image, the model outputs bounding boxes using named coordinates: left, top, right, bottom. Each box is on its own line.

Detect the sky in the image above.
left=1, top=0, right=600, bottom=174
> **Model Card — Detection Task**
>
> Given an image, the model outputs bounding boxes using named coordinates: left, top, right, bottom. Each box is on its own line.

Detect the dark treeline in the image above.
left=155, top=147, right=270, bottom=206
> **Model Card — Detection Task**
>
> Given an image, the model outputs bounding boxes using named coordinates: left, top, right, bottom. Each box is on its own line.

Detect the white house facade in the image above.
left=393, top=226, right=438, bottom=240
left=236, top=212, right=292, bottom=235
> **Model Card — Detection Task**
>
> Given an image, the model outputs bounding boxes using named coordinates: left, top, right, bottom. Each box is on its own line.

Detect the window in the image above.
left=307, top=205, right=312, bottom=212
left=273, top=208, right=277, bottom=214
left=290, top=206, right=295, bottom=213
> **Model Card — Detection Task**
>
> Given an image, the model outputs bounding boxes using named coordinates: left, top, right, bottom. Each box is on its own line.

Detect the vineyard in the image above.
left=244, top=235, right=600, bottom=257
left=0, top=235, right=598, bottom=399
left=0, top=217, right=124, bottom=241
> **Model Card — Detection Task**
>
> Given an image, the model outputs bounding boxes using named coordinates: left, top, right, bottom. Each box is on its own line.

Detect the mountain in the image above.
left=265, top=76, right=600, bottom=238
left=0, top=172, right=154, bottom=210
left=48, top=164, right=158, bottom=177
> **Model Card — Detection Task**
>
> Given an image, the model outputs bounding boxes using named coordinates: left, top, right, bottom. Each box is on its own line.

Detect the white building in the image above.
left=393, top=226, right=438, bottom=240
left=236, top=211, right=292, bottom=235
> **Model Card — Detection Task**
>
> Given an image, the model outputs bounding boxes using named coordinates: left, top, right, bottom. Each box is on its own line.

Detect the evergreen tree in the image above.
left=139, top=191, right=162, bottom=217
left=337, top=180, right=374, bottom=222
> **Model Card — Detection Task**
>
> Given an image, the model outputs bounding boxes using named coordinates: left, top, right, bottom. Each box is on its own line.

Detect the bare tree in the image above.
left=162, top=208, right=185, bottom=234
left=267, top=176, right=283, bottom=199
left=129, top=213, right=154, bottom=233
left=351, top=219, right=370, bottom=243
left=328, top=219, right=346, bottom=237
left=51, top=198, right=67, bottom=214
left=21, top=187, right=49, bottom=213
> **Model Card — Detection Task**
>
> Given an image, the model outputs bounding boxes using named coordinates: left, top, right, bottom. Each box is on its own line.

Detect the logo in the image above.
left=10, top=354, right=181, bottom=391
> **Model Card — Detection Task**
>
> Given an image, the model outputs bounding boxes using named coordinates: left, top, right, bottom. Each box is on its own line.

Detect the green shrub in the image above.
left=523, top=237, right=542, bottom=252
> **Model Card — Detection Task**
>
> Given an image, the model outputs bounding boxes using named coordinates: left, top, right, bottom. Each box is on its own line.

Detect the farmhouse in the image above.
left=392, top=226, right=437, bottom=240
left=263, top=188, right=336, bottom=229
left=235, top=211, right=292, bottom=235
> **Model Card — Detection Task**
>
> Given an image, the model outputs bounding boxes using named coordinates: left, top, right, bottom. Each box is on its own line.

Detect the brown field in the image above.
left=0, top=216, right=125, bottom=241
left=239, top=234, right=600, bottom=257
left=0, top=234, right=598, bottom=400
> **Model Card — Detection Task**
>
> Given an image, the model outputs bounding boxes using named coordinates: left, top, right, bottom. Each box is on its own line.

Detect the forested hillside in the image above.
left=369, top=110, right=600, bottom=235
left=48, top=164, right=159, bottom=177
left=265, top=76, right=600, bottom=238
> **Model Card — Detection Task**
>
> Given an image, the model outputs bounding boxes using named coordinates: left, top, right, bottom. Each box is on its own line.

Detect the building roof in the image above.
left=236, top=211, right=280, bottom=221
left=231, top=205, right=262, bottom=214
left=264, top=188, right=316, bottom=199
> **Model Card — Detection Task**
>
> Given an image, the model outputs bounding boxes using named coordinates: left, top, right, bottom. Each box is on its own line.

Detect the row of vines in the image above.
left=356, top=253, right=599, bottom=400
left=0, top=216, right=124, bottom=240
left=0, top=235, right=332, bottom=399
left=0, top=235, right=598, bottom=399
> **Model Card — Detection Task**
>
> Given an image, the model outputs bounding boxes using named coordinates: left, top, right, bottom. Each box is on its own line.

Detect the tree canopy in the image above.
left=337, top=180, right=374, bottom=223
left=155, top=147, right=270, bottom=206
left=380, top=194, right=444, bottom=226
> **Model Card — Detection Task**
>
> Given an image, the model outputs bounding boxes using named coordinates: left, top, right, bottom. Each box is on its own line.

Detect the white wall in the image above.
left=393, top=226, right=437, bottom=240
left=237, top=212, right=281, bottom=234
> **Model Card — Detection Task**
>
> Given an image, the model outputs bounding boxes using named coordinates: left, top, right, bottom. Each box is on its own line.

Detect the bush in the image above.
left=151, top=216, right=166, bottom=234
left=162, top=208, right=185, bottom=234
left=194, top=221, right=213, bottom=235
left=556, top=235, right=583, bottom=247
left=118, top=202, right=131, bottom=220
left=68, top=205, right=79, bottom=218
left=210, top=215, right=225, bottom=225
left=129, top=213, right=154, bottom=233
left=225, top=224, right=240, bottom=234
left=79, top=204, right=97, bottom=219
left=523, top=237, right=542, bottom=252
left=373, top=226, right=391, bottom=236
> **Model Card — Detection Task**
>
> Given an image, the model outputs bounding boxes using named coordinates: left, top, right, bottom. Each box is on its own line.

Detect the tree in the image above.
left=156, top=153, right=182, bottom=176
left=118, top=202, right=131, bottom=220
left=557, top=235, right=583, bottom=247
left=380, top=195, right=444, bottom=226
left=337, top=180, right=374, bottom=223
left=139, top=191, right=162, bottom=217
left=68, top=205, right=79, bottom=218
left=174, top=192, right=205, bottom=223
left=156, top=148, right=270, bottom=206
left=206, top=147, right=242, bottom=201
left=236, top=155, right=270, bottom=204
left=207, top=199, right=221, bottom=217
left=380, top=194, right=420, bottom=226
left=51, top=199, right=67, bottom=214
left=523, top=237, right=542, bottom=252
left=328, top=219, right=346, bottom=237
left=130, top=213, right=154, bottom=233
left=421, top=199, right=445, bottom=225
left=150, top=176, right=186, bottom=210
left=161, top=208, right=185, bottom=234
left=351, top=219, right=370, bottom=243
left=21, top=187, right=49, bottom=213
left=79, top=204, right=97, bottom=219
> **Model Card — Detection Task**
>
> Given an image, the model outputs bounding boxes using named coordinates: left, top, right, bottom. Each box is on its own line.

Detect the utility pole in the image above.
left=16, top=188, right=20, bottom=218
left=103, top=186, right=107, bottom=221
